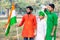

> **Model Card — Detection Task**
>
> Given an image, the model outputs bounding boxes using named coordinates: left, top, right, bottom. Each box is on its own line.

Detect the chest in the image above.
left=24, top=15, right=34, bottom=22
left=47, top=14, right=53, bottom=22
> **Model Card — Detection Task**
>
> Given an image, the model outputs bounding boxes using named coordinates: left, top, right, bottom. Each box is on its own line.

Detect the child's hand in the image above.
left=15, top=23, right=20, bottom=27
left=34, top=30, right=37, bottom=37
left=34, top=32, right=36, bottom=36
left=51, top=32, right=54, bottom=36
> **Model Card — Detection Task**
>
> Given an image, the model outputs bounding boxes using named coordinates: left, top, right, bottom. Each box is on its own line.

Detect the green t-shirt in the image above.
left=51, top=12, right=58, bottom=26
left=44, top=9, right=58, bottom=34
left=44, top=9, right=58, bottom=40
left=44, top=9, right=58, bottom=27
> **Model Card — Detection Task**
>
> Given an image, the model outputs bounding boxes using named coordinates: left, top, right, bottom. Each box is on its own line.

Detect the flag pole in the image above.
left=16, top=26, right=19, bottom=40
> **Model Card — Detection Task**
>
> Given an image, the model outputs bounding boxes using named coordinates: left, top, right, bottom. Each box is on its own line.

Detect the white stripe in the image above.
left=11, top=10, right=16, bottom=18
left=5, top=24, right=9, bottom=33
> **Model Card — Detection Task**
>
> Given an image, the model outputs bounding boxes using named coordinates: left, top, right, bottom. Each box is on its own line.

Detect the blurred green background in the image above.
left=0, top=0, right=60, bottom=40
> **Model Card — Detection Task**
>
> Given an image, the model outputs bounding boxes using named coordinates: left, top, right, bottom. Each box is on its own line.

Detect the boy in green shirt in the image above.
left=44, top=4, right=58, bottom=40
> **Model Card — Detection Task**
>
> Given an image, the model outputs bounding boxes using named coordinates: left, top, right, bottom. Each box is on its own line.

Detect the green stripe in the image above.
left=10, top=16, right=17, bottom=25
left=5, top=16, right=17, bottom=36
left=5, top=24, right=10, bottom=36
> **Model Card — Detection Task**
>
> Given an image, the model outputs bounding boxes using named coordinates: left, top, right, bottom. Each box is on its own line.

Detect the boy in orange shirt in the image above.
left=16, top=6, right=37, bottom=40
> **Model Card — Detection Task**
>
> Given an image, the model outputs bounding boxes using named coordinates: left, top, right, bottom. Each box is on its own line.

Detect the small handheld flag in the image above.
left=5, top=3, right=17, bottom=36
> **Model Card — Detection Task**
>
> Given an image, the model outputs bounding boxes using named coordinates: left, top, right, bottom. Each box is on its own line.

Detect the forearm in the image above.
left=19, top=16, right=24, bottom=27
left=44, top=9, right=50, bottom=15
left=52, top=26, right=57, bottom=33
left=19, top=22, right=24, bottom=27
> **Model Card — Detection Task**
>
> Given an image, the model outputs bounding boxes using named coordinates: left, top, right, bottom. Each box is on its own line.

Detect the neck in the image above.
left=50, top=10, right=54, bottom=12
left=40, top=18, right=44, bottom=20
left=27, top=12, right=32, bottom=15
left=27, top=13, right=31, bottom=15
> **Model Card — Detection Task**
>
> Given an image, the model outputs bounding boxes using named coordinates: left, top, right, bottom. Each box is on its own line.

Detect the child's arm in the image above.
left=33, top=16, right=37, bottom=36
left=33, top=16, right=37, bottom=30
left=51, top=14, right=58, bottom=36
left=43, top=21, right=47, bottom=40
left=17, top=16, right=25, bottom=27
left=43, top=22, right=47, bottom=36
left=44, top=9, right=50, bottom=15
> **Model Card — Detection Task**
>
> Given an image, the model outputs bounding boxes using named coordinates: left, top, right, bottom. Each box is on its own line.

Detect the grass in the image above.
left=0, top=18, right=60, bottom=40
left=0, top=22, right=23, bottom=40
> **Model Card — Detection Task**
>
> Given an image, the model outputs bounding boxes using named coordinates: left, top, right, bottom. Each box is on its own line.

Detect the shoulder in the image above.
left=22, top=14, right=27, bottom=18
left=53, top=12, right=58, bottom=16
left=31, top=14, right=36, bottom=18
left=52, top=12, right=58, bottom=18
left=23, top=14, right=27, bottom=17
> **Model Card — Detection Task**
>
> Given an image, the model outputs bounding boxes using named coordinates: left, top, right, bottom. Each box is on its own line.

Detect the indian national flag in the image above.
left=5, top=3, right=17, bottom=36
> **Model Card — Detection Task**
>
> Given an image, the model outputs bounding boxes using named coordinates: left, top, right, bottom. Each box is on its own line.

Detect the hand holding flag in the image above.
left=15, top=23, right=20, bottom=27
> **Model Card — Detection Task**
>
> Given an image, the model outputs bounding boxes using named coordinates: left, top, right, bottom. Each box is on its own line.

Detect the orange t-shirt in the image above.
left=19, top=14, right=37, bottom=37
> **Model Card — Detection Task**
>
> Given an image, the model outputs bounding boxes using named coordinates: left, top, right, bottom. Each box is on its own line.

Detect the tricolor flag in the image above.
left=5, top=3, right=17, bottom=36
